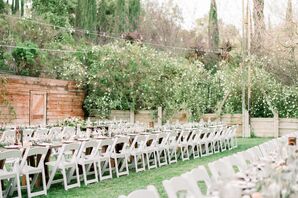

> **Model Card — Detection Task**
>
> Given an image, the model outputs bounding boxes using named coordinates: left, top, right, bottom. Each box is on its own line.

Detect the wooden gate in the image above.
left=29, top=91, right=47, bottom=126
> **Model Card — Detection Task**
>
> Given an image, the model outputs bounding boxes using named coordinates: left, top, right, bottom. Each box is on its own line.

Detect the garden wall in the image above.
left=109, top=111, right=298, bottom=137
left=0, top=74, right=84, bottom=126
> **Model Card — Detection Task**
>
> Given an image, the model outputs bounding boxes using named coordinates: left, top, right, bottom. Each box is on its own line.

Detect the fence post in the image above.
left=273, top=112, right=279, bottom=137
left=130, top=109, right=135, bottom=123
left=158, top=107, right=162, bottom=126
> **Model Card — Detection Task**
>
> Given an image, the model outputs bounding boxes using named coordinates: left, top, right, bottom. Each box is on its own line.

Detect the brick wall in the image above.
left=0, top=75, right=84, bottom=126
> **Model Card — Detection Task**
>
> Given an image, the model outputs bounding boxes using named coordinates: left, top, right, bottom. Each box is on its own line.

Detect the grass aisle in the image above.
left=40, top=138, right=270, bottom=198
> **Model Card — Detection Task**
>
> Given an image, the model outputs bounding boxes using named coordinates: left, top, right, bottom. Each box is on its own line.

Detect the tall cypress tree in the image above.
left=98, top=0, right=108, bottom=32
left=76, top=0, right=97, bottom=33
left=128, top=0, right=140, bottom=31
left=0, top=0, right=5, bottom=13
left=115, top=0, right=127, bottom=33
left=208, top=0, right=219, bottom=51
left=252, top=0, right=265, bottom=54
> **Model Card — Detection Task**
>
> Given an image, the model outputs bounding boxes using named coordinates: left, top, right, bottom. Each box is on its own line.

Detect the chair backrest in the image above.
left=156, top=133, right=169, bottom=147
left=62, top=127, right=76, bottom=139
left=0, top=129, right=15, bottom=143
left=167, top=131, right=178, bottom=146
left=119, top=185, right=160, bottom=198
left=98, top=138, right=115, bottom=156
left=23, top=129, right=34, bottom=140
left=229, top=153, right=248, bottom=172
left=144, top=134, right=158, bottom=149
left=130, top=135, right=147, bottom=152
left=178, top=130, right=191, bottom=144
left=0, top=150, right=22, bottom=172
left=78, top=140, right=99, bottom=159
left=163, top=176, right=200, bottom=198
left=214, top=159, right=235, bottom=180
left=112, top=137, right=130, bottom=154
left=21, top=147, right=49, bottom=169
left=182, top=166, right=211, bottom=195
left=48, top=127, right=62, bottom=138
left=33, top=128, right=49, bottom=139
left=58, top=142, right=81, bottom=164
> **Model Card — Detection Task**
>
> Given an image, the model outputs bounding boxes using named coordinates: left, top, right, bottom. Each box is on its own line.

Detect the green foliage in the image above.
left=128, top=0, right=141, bottom=31
left=0, top=76, right=16, bottom=125
left=11, top=42, right=41, bottom=76
left=208, top=0, right=219, bottom=50
left=76, top=0, right=97, bottom=32
left=74, top=42, right=212, bottom=119
left=0, top=0, right=5, bottom=13
left=218, top=56, right=298, bottom=118
left=115, top=0, right=127, bottom=33
left=32, top=0, right=76, bottom=27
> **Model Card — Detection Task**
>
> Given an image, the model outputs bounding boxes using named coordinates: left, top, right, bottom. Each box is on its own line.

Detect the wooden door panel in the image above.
left=30, top=91, right=47, bottom=126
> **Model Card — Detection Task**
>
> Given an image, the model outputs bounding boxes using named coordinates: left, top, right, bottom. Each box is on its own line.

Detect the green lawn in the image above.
left=38, top=138, right=270, bottom=198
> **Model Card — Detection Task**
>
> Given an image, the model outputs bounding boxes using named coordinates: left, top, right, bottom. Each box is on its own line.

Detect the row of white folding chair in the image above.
left=122, top=143, right=263, bottom=198
left=0, top=147, right=49, bottom=198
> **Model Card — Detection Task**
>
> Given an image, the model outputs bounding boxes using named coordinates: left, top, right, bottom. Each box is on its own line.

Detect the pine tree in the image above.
left=76, top=0, right=97, bottom=33
left=128, top=0, right=140, bottom=31
left=208, top=0, right=219, bottom=51
left=115, top=0, right=127, bottom=33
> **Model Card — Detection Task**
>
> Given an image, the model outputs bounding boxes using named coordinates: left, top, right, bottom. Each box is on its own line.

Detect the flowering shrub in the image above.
left=72, top=42, right=215, bottom=120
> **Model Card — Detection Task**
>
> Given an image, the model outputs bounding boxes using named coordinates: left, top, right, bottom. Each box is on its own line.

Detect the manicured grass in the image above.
left=38, top=138, right=270, bottom=198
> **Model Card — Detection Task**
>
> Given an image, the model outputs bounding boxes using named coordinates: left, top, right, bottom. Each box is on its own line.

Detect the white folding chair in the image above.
left=0, top=130, right=15, bottom=144
left=32, top=128, right=49, bottom=141
left=118, top=185, right=160, bottom=198
left=48, top=127, right=62, bottom=140
left=46, top=143, right=81, bottom=190
left=0, top=150, right=22, bottom=198
left=229, top=153, right=248, bottom=172
left=129, top=135, right=146, bottom=172
left=97, top=139, right=114, bottom=181
left=188, top=129, right=201, bottom=159
left=166, top=131, right=178, bottom=164
left=155, top=133, right=168, bottom=167
left=20, top=147, right=49, bottom=198
left=200, top=128, right=214, bottom=157
left=22, top=129, right=34, bottom=142
left=61, top=127, right=76, bottom=140
left=77, top=140, right=99, bottom=185
left=208, top=159, right=235, bottom=181
left=181, top=165, right=212, bottom=195
left=143, top=134, right=158, bottom=170
left=111, top=137, right=130, bottom=177
left=163, top=176, right=201, bottom=198
left=177, top=129, right=191, bottom=161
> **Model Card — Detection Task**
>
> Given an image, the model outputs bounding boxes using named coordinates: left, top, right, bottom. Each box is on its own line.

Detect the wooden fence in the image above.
left=0, top=74, right=84, bottom=126
left=109, top=110, right=298, bottom=137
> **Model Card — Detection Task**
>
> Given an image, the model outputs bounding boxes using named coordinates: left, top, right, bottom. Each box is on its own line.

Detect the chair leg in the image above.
left=61, top=168, right=68, bottom=190
left=25, top=173, right=31, bottom=198
left=0, top=179, right=3, bottom=198
left=42, top=169, right=47, bottom=196
left=82, top=164, right=88, bottom=185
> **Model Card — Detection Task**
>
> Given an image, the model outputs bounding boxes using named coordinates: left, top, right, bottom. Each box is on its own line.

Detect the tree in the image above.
left=0, top=0, right=5, bottom=13
left=208, top=0, right=219, bottom=51
left=128, top=0, right=141, bottom=31
left=76, top=0, right=97, bottom=32
left=252, top=0, right=265, bottom=54
left=114, top=0, right=127, bottom=33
